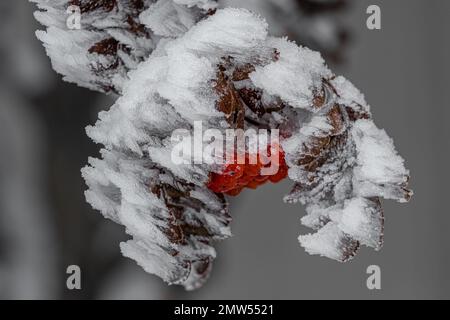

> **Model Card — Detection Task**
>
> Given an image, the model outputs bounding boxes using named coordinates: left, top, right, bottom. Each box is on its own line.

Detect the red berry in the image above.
left=207, top=144, right=289, bottom=195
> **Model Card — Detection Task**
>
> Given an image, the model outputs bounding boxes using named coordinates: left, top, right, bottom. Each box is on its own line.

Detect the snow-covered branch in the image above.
left=32, top=1, right=412, bottom=290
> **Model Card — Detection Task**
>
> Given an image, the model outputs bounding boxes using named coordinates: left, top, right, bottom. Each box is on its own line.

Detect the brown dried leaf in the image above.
left=214, top=69, right=245, bottom=129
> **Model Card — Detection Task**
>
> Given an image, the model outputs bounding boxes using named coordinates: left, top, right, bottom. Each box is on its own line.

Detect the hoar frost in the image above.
left=32, top=1, right=412, bottom=290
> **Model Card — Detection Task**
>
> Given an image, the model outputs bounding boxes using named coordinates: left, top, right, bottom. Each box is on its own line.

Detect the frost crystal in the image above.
left=32, top=3, right=412, bottom=289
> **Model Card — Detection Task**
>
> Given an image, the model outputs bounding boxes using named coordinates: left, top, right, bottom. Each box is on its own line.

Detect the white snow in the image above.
left=251, top=37, right=331, bottom=110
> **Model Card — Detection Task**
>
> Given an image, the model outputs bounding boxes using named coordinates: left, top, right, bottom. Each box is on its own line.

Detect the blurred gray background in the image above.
left=0, top=0, right=448, bottom=299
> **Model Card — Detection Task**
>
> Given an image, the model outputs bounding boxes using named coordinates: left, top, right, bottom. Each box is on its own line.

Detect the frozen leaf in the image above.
left=31, top=0, right=216, bottom=93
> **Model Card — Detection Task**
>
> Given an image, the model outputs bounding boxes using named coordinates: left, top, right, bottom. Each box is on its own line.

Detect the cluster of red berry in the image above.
left=207, top=144, right=289, bottom=196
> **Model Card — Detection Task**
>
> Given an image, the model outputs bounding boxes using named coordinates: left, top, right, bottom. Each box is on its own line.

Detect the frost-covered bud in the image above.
left=80, top=8, right=412, bottom=289
left=31, top=0, right=217, bottom=94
